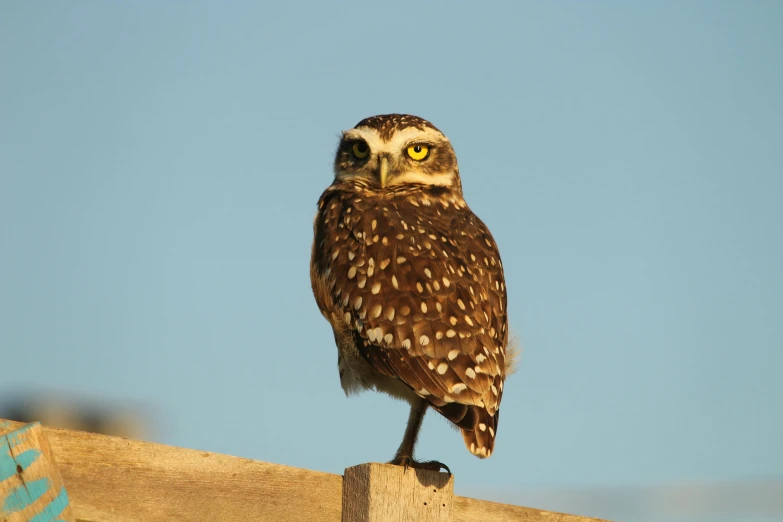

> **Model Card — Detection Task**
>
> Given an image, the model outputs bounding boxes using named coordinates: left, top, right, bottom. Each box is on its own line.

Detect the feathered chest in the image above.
left=311, top=185, right=508, bottom=362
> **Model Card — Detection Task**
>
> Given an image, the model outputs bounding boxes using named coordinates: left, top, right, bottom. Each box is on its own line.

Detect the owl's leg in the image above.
left=389, top=397, right=451, bottom=474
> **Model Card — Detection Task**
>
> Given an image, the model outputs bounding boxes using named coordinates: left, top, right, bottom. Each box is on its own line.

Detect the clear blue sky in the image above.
left=1, top=2, right=781, bottom=521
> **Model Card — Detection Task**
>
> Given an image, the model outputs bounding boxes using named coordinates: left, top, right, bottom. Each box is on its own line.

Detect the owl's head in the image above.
left=334, top=114, right=461, bottom=193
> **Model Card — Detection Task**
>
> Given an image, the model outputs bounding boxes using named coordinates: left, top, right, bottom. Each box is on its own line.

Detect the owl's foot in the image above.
left=389, top=455, right=451, bottom=474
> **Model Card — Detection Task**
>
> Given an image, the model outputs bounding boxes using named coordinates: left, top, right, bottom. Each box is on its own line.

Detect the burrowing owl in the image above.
left=310, top=114, right=513, bottom=471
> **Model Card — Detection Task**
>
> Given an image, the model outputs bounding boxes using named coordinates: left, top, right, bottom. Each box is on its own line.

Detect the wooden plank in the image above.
left=453, top=496, right=611, bottom=522
left=0, top=419, right=342, bottom=522
left=342, top=463, right=452, bottom=521
left=0, top=419, right=610, bottom=522
left=0, top=421, right=75, bottom=522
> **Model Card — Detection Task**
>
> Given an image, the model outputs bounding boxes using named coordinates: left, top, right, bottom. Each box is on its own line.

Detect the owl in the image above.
left=310, top=114, right=514, bottom=472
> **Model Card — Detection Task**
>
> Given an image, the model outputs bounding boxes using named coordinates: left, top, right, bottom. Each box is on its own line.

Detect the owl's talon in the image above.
left=389, top=455, right=412, bottom=472
left=389, top=456, right=450, bottom=474
left=421, top=460, right=451, bottom=474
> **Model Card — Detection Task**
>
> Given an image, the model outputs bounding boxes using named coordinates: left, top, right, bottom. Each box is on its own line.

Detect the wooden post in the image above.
left=0, top=421, right=75, bottom=522
left=342, top=463, right=453, bottom=522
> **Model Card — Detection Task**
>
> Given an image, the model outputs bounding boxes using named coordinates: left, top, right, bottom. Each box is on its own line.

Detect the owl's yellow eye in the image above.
left=406, top=144, right=430, bottom=161
left=352, top=142, right=370, bottom=159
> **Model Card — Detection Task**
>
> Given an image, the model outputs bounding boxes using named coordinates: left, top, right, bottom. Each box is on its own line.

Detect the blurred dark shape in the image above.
left=0, top=393, right=152, bottom=440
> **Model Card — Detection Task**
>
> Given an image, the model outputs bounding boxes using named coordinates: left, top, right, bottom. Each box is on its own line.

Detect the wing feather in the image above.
left=311, top=183, right=509, bottom=443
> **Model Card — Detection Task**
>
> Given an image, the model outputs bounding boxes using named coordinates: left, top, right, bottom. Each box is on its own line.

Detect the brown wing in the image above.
left=311, top=183, right=509, bottom=456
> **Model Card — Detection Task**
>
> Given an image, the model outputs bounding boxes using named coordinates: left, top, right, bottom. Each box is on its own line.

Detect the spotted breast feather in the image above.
left=311, top=182, right=509, bottom=457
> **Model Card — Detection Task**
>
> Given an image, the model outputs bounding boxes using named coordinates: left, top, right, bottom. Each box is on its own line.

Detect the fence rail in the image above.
left=0, top=418, right=609, bottom=522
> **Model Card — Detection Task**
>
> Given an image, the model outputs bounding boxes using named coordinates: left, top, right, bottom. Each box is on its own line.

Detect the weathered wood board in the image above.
left=0, top=419, right=609, bottom=522
left=1, top=421, right=75, bottom=522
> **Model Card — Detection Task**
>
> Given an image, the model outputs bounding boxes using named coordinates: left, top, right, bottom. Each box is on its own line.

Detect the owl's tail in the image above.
left=430, top=401, right=499, bottom=458
left=460, top=407, right=498, bottom=459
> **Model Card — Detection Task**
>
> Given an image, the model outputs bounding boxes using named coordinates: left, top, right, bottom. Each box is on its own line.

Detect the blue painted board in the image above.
left=0, top=422, right=73, bottom=521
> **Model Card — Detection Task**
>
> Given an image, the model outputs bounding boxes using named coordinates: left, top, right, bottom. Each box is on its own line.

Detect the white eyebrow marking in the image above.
left=343, top=126, right=446, bottom=152
left=335, top=126, right=457, bottom=187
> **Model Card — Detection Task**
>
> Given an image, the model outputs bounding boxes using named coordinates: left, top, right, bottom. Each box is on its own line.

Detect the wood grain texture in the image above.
left=342, top=463, right=453, bottom=522
left=0, top=419, right=342, bottom=522
left=453, top=497, right=611, bottom=522
left=0, top=419, right=610, bottom=522
left=0, top=421, right=75, bottom=522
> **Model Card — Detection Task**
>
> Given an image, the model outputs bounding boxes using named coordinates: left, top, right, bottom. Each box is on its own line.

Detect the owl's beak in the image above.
left=379, top=156, right=390, bottom=188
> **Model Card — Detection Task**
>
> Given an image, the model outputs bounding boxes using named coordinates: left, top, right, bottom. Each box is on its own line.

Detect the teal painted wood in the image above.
left=29, top=487, right=70, bottom=522
left=3, top=478, right=51, bottom=513
left=0, top=449, right=42, bottom=482
left=0, top=422, right=72, bottom=521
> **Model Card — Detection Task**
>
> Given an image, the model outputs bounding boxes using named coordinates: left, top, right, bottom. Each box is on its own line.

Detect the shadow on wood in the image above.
left=343, top=463, right=453, bottom=521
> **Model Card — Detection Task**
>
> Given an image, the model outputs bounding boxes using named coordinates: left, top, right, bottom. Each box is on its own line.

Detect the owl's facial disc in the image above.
left=334, top=122, right=460, bottom=191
